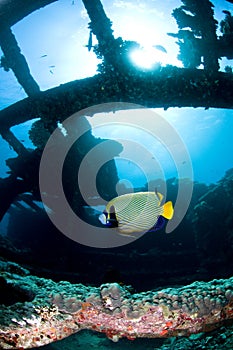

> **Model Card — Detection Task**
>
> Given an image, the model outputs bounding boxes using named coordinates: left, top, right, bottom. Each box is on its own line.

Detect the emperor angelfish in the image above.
left=99, top=190, right=174, bottom=236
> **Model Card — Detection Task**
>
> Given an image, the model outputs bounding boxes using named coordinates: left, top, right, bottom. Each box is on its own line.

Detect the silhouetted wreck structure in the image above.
left=0, top=1, right=233, bottom=347
left=168, top=0, right=233, bottom=70
left=0, top=0, right=233, bottom=218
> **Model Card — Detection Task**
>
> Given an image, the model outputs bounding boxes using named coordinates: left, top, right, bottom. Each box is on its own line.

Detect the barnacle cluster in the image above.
left=28, top=120, right=51, bottom=150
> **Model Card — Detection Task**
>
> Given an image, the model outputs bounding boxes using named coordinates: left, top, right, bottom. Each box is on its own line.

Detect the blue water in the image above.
left=87, top=107, right=233, bottom=186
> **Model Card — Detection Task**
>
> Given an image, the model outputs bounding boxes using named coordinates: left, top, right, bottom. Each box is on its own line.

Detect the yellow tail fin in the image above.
left=162, top=201, right=174, bottom=220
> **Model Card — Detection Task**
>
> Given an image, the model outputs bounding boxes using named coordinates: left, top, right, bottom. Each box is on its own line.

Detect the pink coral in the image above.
left=0, top=260, right=232, bottom=348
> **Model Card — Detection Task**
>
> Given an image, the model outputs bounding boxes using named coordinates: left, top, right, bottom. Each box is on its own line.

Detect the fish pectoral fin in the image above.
left=155, top=188, right=163, bottom=203
left=161, top=201, right=174, bottom=220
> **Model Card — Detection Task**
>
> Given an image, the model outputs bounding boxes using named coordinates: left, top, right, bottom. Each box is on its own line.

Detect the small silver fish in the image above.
left=87, top=31, right=93, bottom=51
left=153, top=45, right=167, bottom=53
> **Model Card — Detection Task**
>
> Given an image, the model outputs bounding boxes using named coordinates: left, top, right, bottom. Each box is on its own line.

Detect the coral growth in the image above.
left=0, top=259, right=232, bottom=349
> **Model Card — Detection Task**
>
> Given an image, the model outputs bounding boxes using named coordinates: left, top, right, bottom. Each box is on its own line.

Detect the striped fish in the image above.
left=99, top=190, right=174, bottom=236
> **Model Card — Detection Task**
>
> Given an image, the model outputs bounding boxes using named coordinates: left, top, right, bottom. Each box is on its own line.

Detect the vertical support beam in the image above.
left=0, top=27, right=40, bottom=96
left=198, top=0, right=219, bottom=72
left=82, top=0, right=120, bottom=67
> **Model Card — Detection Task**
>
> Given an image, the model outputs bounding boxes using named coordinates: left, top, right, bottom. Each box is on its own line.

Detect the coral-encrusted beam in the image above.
left=0, top=260, right=232, bottom=349
left=0, top=27, right=40, bottom=96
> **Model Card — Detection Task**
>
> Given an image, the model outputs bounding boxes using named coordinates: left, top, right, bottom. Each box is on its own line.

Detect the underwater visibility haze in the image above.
left=0, top=0, right=233, bottom=349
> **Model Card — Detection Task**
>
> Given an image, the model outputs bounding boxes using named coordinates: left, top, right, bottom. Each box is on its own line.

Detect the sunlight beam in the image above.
left=129, top=46, right=168, bottom=69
